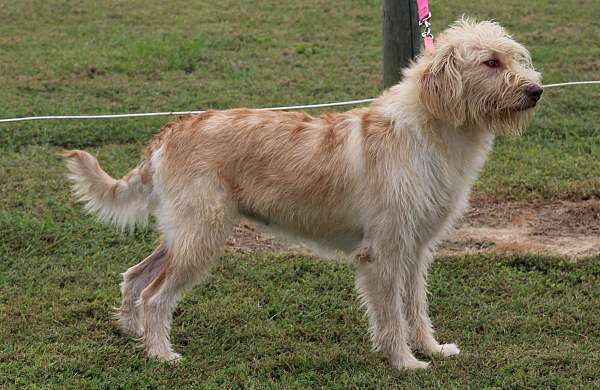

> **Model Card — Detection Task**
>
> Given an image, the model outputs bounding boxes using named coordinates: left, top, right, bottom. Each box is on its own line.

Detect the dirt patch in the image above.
left=226, top=221, right=307, bottom=256
left=439, top=198, right=600, bottom=259
left=226, top=199, right=600, bottom=260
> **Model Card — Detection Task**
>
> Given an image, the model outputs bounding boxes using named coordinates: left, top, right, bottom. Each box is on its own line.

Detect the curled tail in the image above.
left=63, top=150, right=153, bottom=231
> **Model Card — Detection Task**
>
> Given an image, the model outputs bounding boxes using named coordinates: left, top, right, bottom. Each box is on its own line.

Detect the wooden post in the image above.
left=383, top=0, right=420, bottom=88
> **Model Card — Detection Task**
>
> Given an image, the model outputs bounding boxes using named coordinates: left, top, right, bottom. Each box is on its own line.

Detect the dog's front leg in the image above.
left=404, top=248, right=460, bottom=358
left=355, top=242, right=430, bottom=370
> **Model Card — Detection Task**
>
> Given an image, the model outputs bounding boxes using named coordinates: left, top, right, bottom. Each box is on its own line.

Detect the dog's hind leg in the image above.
left=139, top=185, right=235, bottom=362
left=355, top=242, right=430, bottom=370
left=117, top=242, right=168, bottom=337
left=405, top=248, right=460, bottom=358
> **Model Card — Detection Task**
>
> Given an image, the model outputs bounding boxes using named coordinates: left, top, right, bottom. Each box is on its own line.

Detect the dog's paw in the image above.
left=148, top=350, right=182, bottom=364
left=418, top=342, right=461, bottom=357
left=163, top=352, right=183, bottom=365
left=434, top=343, right=461, bottom=357
left=391, top=354, right=430, bottom=370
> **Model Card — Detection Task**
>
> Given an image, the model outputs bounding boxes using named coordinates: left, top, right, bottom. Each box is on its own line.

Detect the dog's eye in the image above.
left=483, top=59, right=500, bottom=68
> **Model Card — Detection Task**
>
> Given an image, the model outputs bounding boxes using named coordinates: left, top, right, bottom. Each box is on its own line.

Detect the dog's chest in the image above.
left=381, top=129, right=493, bottom=239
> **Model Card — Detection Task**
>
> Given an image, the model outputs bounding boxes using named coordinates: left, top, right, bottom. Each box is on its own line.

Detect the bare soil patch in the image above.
left=226, top=198, right=600, bottom=260
left=439, top=197, right=600, bottom=259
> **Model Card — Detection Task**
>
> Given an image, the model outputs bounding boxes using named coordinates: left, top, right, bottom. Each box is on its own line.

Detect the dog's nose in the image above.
left=526, top=85, right=543, bottom=102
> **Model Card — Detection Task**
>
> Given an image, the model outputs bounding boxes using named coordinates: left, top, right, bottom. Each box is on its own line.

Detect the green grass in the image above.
left=2, top=243, right=600, bottom=388
left=1, top=0, right=600, bottom=388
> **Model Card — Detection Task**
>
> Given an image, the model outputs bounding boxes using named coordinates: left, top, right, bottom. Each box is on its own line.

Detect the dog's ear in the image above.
left=419, top=45, right=465, bottom=126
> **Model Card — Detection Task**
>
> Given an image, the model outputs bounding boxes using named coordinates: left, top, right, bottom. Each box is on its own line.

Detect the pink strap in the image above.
left=417, top=0, right=430, bottom=20
left=417, top=0, right=435, bottom=53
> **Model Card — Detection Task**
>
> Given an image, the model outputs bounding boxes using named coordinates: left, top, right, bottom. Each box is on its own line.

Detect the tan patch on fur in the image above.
left=361, top=111, right=394, bottom=167
left=126, top=243, right=167, bottom=280
left=219, top=174, right=242, bottom=200
left=138, top=161, right=152, bottom=185
left=142, top=258, right=171, bottom=301
left=361, top=111, right=371, bottom=137
left=152, top=108, right=367, bottom=237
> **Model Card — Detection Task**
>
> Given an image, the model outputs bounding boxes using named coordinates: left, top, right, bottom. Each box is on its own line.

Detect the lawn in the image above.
left=1, top=0, right=599, bottom=388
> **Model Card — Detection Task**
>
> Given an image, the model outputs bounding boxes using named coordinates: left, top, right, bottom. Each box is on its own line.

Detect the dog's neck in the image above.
left=373, top=78, right=430, bottom=128
left=375, top=77, right=491, bottom=135
left=370, top=77, right=495, bottom=181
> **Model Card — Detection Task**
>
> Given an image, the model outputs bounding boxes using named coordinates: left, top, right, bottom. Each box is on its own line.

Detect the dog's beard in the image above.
left=483, top=107, right=535, bottom=136
left=467, top=90, right=537, bottom=136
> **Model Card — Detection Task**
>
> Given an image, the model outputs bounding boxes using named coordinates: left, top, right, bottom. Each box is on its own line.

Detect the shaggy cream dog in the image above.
left=64, top=19, right=542, bottom=369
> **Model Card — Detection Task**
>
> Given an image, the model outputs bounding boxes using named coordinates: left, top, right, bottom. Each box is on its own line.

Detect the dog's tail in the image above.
left=63, top=150, right=153, bottom=231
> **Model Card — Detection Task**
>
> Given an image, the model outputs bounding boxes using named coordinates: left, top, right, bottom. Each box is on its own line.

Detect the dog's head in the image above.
left=417, top=18, right=542, bottom=134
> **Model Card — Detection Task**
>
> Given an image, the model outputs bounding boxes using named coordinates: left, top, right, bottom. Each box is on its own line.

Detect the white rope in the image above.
left=543, top=80, right=600, bottom=88
left=0, top=81, right=597, bottom=124
left=0, top=98, right=376, bottom=124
